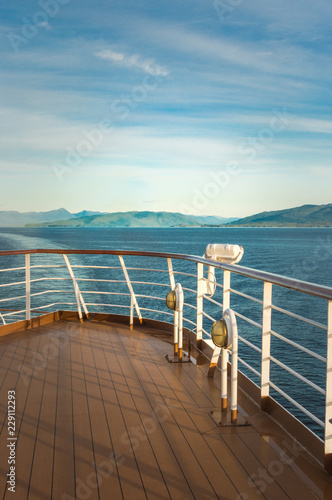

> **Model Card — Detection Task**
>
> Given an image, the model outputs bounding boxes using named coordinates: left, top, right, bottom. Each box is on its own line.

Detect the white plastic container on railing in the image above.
left=204, top=243, right=244, bottom=264
left=202, top=243, right=244, bottom=298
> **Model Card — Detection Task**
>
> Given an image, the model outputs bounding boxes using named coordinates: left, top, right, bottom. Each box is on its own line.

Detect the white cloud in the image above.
left=138, top=20, right=332, bottom=82
left=95, top=49, right=169, bottom=76
left=288, top=117, right=332, bottom=134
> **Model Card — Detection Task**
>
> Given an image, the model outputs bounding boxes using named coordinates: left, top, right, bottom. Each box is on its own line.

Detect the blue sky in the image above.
left=1, top=0, right=331, bottom=217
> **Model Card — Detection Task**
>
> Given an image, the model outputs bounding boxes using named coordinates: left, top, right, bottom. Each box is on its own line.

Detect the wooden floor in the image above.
left=0, top=319, right=329, bottom=499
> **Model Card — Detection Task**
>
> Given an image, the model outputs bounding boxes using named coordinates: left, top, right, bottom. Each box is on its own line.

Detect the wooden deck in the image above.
left=0, top=318, right=331, bottom=499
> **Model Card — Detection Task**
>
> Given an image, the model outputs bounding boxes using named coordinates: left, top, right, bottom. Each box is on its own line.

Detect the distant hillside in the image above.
left=26, top=211, right=216, bottom=228
left=74, top=210, right=106, bottom=218
left=4, top=205, right=329, bottom=228
left=224, top=204, right=332, bottom=227
left=0, top=208, right=74, bottom=227
left=0, top=209, right=237, bottom=228
left=192, top=215, right=238, bottom=225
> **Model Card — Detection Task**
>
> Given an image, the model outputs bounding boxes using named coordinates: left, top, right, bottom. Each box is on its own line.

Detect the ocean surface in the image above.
left=0, top=227, right=331, bottom=437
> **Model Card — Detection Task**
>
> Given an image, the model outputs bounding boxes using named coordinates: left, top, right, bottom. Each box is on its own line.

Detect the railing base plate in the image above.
left=209, top=410, right=249, bottom=427
left=165, top=354, right=191, bottom=364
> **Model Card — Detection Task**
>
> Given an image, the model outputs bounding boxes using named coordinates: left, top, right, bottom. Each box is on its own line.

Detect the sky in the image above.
left=1, top=0, right=331, bottom=218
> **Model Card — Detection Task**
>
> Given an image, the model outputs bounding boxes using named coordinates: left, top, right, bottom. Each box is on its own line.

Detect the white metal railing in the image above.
left=0, top=248, right=332, bottom=470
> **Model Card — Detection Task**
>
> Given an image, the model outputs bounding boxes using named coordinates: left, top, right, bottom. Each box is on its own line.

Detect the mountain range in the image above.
left=224, top=204, right=332, bottom=227
left=0, top=204, right=331, bottom=228
left=0, top=209, right=235, bottom=228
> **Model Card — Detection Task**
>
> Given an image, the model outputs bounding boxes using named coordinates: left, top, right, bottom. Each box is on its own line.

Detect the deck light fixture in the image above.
left=166, top=289, right=178, bottom=311
left=211, top=309, right=235, bottom=350
left=211, top=309, right=239, bottom=424
left=165, top=284, right=187, bottom=363
left=211, top=318, right=229, bottom=348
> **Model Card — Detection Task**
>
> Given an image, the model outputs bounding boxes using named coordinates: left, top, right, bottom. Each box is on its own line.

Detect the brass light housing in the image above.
left=166, top=290, right=177, bottom=310
left=211, top=318, right=228, bottom=348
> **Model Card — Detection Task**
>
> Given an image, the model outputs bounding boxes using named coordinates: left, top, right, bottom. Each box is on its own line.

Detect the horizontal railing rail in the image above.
left=0, top=248, right=331, bottom=299
left=0, top=248, right=331, bottom=471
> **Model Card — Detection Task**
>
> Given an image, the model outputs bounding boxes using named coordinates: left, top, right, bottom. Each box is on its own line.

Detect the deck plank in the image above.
left=13, top=330, right=51, bottom=499
left=89, top=325, right=148, bottom=500
left=1, top=331, right=42, bottom=499
left=103, top=327, right=172, bottom=499
left=51, top=323, right=76, bottom=500
left=28, top=327, right=60, bottom=500
left=0, top=333, right=34, bottom=413
left=82, top=324, right=124, bottom=500
left=118, top=328, right=225, bottom=499
left=240, top=431, right=318, bottom=500
left=202, top=430, right=267, bottom=500
left=110, top=328, right=196, bottom=500
left=70, top=324, right=100, bottom=500
left=125, top=332, right=242, bottom=500
left=221, top=432, right=291, bottom=500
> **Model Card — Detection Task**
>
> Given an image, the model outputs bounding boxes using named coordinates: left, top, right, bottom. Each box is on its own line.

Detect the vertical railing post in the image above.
left=119, top=255, right=142, bottom=325
left=324, top=300, right=332, bottom=473
left=221, top=270, right=231, bottom=411
left=230, top=314, right=238, bottom=424
left=167, top=258, right=176, bottom=290
left=223, top=270, right=231, bottom=309
left=178, top=283, right=184, bottom=361
left=261, top=281, right=273, bottom=411
left=130, top=295, right=134, bottom=330
left=74, top=282, right=83, bottom=322
left=63, top=254, right=89, bottom=321
left=25, top=254, right=31, bottom=322
left=174, top=308, right=179, bottom=355
left=196, top=263, right=204, bottom=349
left=168, top=258, right=178, bottom=354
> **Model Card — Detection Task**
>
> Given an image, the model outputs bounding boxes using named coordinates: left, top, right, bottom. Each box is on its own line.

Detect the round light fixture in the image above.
left=166, top=290, right=177, bottom=310
left=211, top=318, right=228, bottom=348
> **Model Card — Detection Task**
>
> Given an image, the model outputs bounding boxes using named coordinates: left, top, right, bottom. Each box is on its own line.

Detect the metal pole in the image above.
left=229, top=310, right=238, bottom=424
left=25, top=254, right=31, bottom=321
left=174, top=309, right=179, bottom=355
left=0, top=312, right=6, bottom=326
left=261, top=281, right=273, bottom=411
left=63, top=254, right=88, bottom=321
left=196, top=263, right=204, bottom=349
left=74, top=282, right=83, bottom=321
left=222, top=270, right=231, bottom=412
left=168, top=259, right=178, bottom=354
left=178, top=283, right=184, bottom=361
left=167, top=258, right=176, bottom=290
left=130, top=295, right=134, bottom=330
left=119, top=255, right=142, bottom=323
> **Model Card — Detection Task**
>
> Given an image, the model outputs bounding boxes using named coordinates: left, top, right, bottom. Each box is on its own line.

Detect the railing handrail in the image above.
left=0, top=248, right=331, bottom=300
